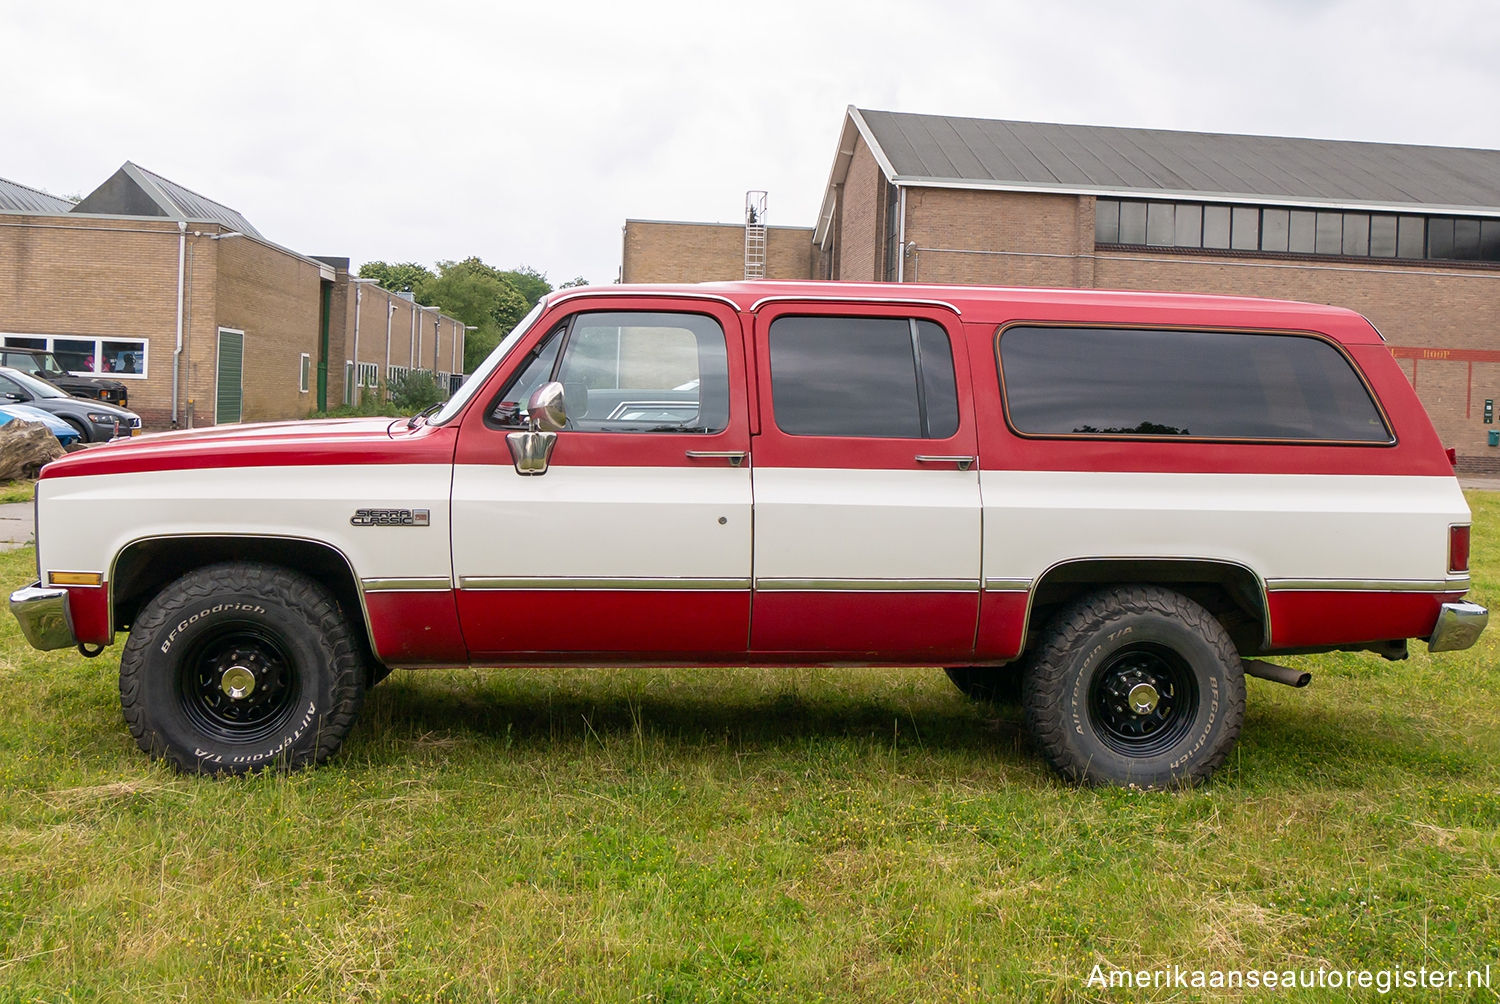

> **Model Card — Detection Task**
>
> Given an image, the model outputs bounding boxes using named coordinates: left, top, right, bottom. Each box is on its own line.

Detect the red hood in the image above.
left=41, top=417, right=457, bottom=479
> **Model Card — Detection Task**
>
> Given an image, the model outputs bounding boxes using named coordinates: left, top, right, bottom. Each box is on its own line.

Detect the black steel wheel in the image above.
left=120, top=562, right=365, bottom=775
left=1022, top=585, right=1245, bottom=788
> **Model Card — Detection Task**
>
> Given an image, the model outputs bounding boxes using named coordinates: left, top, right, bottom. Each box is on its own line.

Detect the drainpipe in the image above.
left=172, top=221, right=186, bottom=426
left=409, top=305, right=416, bottom=369
left=350, top=277, right=380, bottom=403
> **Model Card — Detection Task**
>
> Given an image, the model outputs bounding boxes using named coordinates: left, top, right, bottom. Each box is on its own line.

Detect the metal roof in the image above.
left=71, top=162, right=264, bottom=238
left=0, top=176, right=75, bottom=215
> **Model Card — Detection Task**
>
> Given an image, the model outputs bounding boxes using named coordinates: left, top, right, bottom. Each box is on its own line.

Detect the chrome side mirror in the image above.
left=527, top=381, right=567, bottom=432
left=507, top=381, right=566, bottom=475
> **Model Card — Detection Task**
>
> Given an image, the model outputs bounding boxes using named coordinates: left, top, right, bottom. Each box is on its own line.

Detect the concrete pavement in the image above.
left=0, top=501, right=32, bottom=550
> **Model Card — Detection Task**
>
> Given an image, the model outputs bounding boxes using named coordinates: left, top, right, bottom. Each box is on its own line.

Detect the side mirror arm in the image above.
left=506, top=381, right=567, bottom=475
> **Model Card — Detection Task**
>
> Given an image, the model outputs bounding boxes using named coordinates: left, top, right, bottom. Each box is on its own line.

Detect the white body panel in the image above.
left=752, top=466, right=981, bottom=585
left=449, top=464, right=752, bottom=583
left=36, top=465, right=455, bottom=583
left=979, top=471, right=1470, bottom=586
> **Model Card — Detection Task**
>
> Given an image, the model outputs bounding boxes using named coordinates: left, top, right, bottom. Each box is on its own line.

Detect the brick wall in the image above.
left=622, top=221, right=815, bottom=283
left=211, top=237, right=325, bottom=424
left=839, top=140, right=882, bottom=282
left=0, top=214, right=182, bottom=426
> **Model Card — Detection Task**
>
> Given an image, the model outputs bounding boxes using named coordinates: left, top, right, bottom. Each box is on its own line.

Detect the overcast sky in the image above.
left=5, top=0, right=1496, bottom=287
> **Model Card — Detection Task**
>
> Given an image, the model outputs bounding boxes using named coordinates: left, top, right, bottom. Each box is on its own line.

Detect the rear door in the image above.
left=451, top=296, right=753, bottom=660
left=749, top=302, right=982, bottom=659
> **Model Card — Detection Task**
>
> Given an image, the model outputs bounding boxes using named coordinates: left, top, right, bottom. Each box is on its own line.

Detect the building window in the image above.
left=299, top=353, right=310, bottom=394
left=883, top=183, right=901, bottom=281
left=1095, top=198, right=1500, bottom=263
left=0, top=334, right=148, bottom=377
left=357, top=362, right=378, bottom=388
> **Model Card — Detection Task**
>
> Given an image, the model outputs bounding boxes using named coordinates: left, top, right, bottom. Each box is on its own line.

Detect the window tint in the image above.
left=769, top=316, right=960, bottom=439
left=489, top=312, right=729, bottom=433
left=999, top=326, right=1390, bottom=443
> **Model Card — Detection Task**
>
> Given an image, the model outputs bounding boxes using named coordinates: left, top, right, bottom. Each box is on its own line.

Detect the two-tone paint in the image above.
left=29, top=281, right=1478, bottom=668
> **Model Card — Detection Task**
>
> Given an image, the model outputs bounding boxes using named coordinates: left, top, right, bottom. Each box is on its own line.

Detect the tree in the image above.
left=497, top=265, right=551, bottom=308
left=357, top=261, right=434, bottom=293
left=558, top=276, right=589, bottom=289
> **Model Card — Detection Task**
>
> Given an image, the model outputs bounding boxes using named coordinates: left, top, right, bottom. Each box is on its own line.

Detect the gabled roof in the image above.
left=0, top=176, right=74, bottom=215
left=71, top=161, right=264, bottom=238
left=816, top=106, right=1500, bottom=244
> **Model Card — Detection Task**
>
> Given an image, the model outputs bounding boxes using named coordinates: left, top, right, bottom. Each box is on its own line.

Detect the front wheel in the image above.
left=120, top=562, right=365, bottom=775
left=1022, top=586, right=1245, bottom=788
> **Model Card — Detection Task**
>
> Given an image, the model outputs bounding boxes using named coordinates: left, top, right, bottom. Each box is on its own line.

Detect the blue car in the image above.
left=0, top=403, right=82, bottom=446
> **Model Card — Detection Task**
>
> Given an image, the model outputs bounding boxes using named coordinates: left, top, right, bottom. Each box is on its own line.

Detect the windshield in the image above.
left=2, top=368, right=70, bottom=399
left=430, top=299, right=547, bottom=426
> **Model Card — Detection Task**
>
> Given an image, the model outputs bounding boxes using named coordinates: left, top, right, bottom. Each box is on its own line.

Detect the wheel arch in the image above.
left=1024, top=557, right=1270, bottom=655
left=110, top=534, right=380, bottom=665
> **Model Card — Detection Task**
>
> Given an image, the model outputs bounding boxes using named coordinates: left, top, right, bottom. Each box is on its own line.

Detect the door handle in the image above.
left=686, top=450, right=748, bottom=467
left=915, top=455, right=975, bottom=471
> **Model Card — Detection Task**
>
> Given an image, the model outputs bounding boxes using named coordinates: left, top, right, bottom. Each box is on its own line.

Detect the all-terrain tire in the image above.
left=1021, top=585, right=1245, bottom=788
left=119, top=562, right=365, bottom=775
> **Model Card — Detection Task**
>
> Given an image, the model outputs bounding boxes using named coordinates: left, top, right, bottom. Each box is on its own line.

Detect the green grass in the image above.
left=1, top=498, right=1499, bottom=1001
left=0, top=480, right=34, bottom=504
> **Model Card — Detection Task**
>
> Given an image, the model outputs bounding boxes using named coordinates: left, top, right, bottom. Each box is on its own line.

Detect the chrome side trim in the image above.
left=548, top=288, right=742, bottom=312
left=1428, top=601, right=1488, bottom=652
left=755, top=577, right=979, bottom=592
left=1265, top=577, right=1469, bottom=593
left=361, top=577, right=453, bottom=592
left=9, top=583, right=77, bottom=651
left=983, top=577, right=1032, bottom=592
left=459, top=576, right=750, bottom=590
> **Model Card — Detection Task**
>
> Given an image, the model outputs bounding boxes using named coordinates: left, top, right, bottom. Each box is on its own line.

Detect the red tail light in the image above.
left=1446, top=447, right=1458, bottom=467
left=1450, top=524, right=1471, bottom=574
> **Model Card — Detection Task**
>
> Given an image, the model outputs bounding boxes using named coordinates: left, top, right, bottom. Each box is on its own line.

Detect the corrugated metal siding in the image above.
left=215, top=330, right=244, bottom=425
left=858, top=109, right=1500, bottom=210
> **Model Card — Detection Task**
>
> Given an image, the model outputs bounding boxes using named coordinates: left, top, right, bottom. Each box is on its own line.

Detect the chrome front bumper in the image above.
left=9, top=582, right=77, bottom=651
left=1428, top=601, right=1489, bottom=653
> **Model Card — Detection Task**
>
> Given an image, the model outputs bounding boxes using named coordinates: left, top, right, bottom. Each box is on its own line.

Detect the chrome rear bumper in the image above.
left=9, top=582, right=77, bottom=651
left=1428, top=601, right=1489, bottom=653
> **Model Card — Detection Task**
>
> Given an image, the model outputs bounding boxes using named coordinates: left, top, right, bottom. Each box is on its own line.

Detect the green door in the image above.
left=216, top=328, right=244, bottom=424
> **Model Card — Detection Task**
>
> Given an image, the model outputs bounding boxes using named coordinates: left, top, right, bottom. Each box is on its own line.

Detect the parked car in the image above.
left=8, top=281, right=1487, bottom=787
left=0, top=404, right=82, bottom=446
left=0, top=347, right=129, bottom=407
left=0, top=367, right=140, bottom=442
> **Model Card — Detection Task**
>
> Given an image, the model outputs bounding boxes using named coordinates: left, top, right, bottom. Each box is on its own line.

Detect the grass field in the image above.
left=1, top=498, right=1498, bottom=1002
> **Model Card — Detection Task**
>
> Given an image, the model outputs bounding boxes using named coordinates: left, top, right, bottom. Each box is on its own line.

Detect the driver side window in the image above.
left=488, top=311, right=729, bottom=434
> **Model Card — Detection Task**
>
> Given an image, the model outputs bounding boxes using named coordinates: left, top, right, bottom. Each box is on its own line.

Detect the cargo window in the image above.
left=768, top=316, right=959, bottom=439
left=488, top=311, right=729, bottom=433
left=998, top=326, right=1391, bottom=443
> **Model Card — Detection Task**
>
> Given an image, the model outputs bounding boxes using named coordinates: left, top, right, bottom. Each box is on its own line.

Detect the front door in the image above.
left=451, top=298, right=752, bottom=660
left=748, top=304, right=982, bottom=659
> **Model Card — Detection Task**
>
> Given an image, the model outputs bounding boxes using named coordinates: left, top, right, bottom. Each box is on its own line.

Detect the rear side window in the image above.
left=998, top=326, right=1391, bottom=443
left=769, top=316, right=959, bottom=438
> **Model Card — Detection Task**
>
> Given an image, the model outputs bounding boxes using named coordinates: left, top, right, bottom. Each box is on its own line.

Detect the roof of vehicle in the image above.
left=550, top=281, right=1384, bottom=344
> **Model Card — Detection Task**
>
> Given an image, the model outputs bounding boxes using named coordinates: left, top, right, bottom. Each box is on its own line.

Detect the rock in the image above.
left=0, top=421, right=66, bottom=481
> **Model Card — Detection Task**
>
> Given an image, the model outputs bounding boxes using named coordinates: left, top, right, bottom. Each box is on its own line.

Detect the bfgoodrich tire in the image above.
left=1022, top=586, right=1245, bottom=788
left=119, top=562, right=365, bottom=775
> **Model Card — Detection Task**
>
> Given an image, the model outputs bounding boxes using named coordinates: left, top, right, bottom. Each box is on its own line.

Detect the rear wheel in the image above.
left=119, top=562, right=365, bottom=775
left=1022, top=585, right=1244, bottom=788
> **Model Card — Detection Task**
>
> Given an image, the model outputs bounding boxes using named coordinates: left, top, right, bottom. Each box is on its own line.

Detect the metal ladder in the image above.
left=744, top=190, right=767, bottom=279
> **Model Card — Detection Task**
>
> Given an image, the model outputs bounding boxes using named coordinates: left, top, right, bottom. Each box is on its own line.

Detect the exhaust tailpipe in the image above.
left=1243, top=659, right=1311, bottom=688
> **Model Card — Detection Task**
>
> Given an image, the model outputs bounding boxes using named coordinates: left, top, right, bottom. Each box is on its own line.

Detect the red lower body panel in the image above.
left=1266, top=590, right=1458, bottom=649
left=68, top=584, right=111, bottom=646
left=457, top=589, right=751, bottom=661
left=749, top=591, right=977, bottom=660
left=365, top=590, right=468, bottom=665
left=973, top=591, right=1030, bottom=661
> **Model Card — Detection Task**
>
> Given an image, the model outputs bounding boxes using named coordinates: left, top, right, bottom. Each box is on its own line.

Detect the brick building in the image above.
left=0, top=163, right=465, bottom=429
left=623, top=107, right=1500, bottom=466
